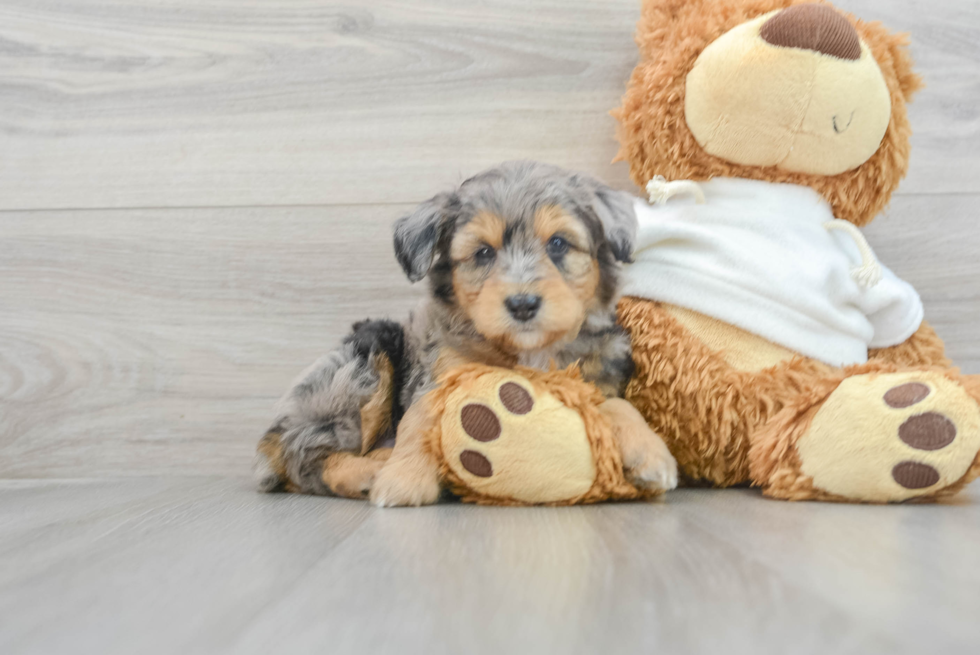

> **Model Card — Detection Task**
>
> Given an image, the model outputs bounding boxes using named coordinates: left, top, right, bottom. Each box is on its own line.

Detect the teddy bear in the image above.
left=608, top=0, right=980, bottom=502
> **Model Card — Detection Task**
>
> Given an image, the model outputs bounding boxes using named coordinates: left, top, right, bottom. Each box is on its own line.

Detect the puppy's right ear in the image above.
left=393, top=192, right=457, bottom=283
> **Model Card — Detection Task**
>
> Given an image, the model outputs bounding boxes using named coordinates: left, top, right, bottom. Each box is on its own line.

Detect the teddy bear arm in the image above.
left=868, top=321, right=951, bottom=368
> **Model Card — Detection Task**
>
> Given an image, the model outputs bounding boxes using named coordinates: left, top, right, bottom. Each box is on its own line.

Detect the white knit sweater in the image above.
left=622, top=178, right=923, bottom=367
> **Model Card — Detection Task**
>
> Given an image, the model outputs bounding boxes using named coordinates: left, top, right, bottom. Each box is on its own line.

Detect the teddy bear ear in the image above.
left=634, top=0, right=710, bottom=58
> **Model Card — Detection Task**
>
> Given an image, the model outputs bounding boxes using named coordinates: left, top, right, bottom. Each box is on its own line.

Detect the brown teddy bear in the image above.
left=612, top=0, right=980, bottom=502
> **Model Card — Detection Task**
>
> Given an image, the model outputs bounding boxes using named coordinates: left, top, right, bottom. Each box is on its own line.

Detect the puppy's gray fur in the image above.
left=256, top=161, right=639, bottom=495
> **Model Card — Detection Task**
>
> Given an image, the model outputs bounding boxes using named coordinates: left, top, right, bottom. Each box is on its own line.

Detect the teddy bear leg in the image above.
left=751, top=370, right=980, bottom=503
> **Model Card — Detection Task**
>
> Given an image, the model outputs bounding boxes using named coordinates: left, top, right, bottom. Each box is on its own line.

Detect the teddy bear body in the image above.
left=613, top=0, right=980, bottom=502
left=620, top=262, right=980, bottom=503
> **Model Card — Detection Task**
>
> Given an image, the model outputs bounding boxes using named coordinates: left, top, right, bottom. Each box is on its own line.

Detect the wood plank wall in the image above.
left=1, top=0, right=977, bottom=477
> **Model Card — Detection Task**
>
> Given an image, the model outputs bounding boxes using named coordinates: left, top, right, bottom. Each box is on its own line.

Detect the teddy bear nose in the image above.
left=760, top=4, right=861, bottom=61
left=505, top=294, right=542, bottom=322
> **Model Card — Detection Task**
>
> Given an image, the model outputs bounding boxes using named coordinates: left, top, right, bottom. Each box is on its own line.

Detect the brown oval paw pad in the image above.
left=884, top=382, right=931, bottom=408
left=460, top=450, right=493, bottom=478
left=460, top=404, right=501, bottom=442
left=499, top=382, right=533, bottom=415
left=892, top=461, right=941, bottom=490
left=898, top=412, right=956, bottom=451
left=441, top=372, right=598, bottom=503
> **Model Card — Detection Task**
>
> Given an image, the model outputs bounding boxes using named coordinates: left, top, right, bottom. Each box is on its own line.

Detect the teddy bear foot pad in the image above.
left=795, top=372, right=980, bottom=502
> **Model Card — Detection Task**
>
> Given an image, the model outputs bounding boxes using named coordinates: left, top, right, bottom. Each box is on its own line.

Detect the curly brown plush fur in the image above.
left=750, top=360, right=980, bottom=503
left=620, top=297, right=830, bottom=487
left=621, top=299, right=980, bottom=500
left=612, top=0, right=923, bottom=226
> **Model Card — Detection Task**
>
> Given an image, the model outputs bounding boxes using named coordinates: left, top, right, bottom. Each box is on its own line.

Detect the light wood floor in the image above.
left=1, top=1, right=979, bottom=653
left=2, top=479, right=979, bottom=654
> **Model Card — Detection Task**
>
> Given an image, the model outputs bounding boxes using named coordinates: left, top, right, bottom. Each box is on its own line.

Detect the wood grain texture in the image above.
left=0, top=0, right=978, bottom=211
left=0, top=194, right=976, bottom=478
left=1, top=479, right=979, bottom=655
left=0, top=204, right=424, bottom=477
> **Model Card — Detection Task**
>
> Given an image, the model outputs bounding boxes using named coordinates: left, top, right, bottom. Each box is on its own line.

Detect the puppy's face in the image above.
left=393, top=161, right=637, bottom=353
left=449, top=205, right=600, bottom=351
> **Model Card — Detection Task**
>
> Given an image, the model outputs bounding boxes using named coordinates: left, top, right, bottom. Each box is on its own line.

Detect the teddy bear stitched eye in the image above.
left=547, top=236, right=569, bottom=259
left=474, top=245, right=496, bottom=265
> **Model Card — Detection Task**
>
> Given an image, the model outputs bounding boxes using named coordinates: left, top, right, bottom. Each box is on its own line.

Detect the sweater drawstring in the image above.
left=823, top=220, right=883, bottom=288
left=646, top=175, right=706, bottom=206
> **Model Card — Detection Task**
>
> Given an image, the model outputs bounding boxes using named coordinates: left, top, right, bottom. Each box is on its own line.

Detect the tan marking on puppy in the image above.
left=599, top=398, right=678, bottom=492
left=533, top=204, right=602, bottom=321
left=450, top=211, right=505, bottom=262
left=454, top=274, right=508, bottom=340
left=533, top=204, right=590, bottom=250
left=570, top=264, right=601, bottom=310
left=434, top=345, right=514, bottom=379
left=256, top=431, right=287, bottom=479
left=464, top=275, right=568, bottom=353
left=579, top=352, right=604, bottom=381
left=322, top=452, right=387, bottom=499
left=359, top=352, right=394, bottom=454
left=452, top=205, right=603, bottom=353
left=451, top=212, right=506, bottom=326
left=370, top=392, right=443, bottom=507
left=367, top=447, right=393, bottom=462
left=532, top=274, right=590, bottom=343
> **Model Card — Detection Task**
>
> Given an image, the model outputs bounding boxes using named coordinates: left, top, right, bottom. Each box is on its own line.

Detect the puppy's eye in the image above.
left=474, top=245, right=496, bottom=265
left=546, top=235, right=569, bottom=259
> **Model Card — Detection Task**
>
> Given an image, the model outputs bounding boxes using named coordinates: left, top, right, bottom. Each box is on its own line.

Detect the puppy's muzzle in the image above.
left=505, top=294, right=542, bottom=322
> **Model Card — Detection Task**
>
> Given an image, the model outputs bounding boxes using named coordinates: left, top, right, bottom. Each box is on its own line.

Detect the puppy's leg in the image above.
left=600, top=397, right=678, bottom=492
left=322, top=448, right=394, bottom=500
left=254, top=319, right=405, bottom=496
left=370, top=392, right=443, bottom=507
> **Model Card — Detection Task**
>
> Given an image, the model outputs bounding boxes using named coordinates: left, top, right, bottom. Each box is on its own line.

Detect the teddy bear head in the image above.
left=613, top=0, right=922, bottom=226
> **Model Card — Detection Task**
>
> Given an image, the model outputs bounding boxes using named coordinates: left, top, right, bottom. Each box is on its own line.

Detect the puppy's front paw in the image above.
left=322, top=452, right=388, bottom=500
left=619, top=426, right=678, bottom=493
left=624, top=441, right=678, bottom=493
left=369, top=460, right=442, bottom=508
left=601, top=398, right=679, bottom=493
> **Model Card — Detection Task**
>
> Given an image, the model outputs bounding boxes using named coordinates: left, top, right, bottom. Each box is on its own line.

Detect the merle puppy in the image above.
left=255, top=161, right=677, bottom=506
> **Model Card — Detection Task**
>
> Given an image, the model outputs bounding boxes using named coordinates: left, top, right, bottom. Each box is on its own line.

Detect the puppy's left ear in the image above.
left=392, top=192, right=458, bottom=283
left=582, top=179, right=638, bottom=263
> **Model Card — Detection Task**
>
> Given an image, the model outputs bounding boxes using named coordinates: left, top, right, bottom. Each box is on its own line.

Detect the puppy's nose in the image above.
left=505, top=294, right=542, bottom=322
left=760, top=4, right=861, bottom=61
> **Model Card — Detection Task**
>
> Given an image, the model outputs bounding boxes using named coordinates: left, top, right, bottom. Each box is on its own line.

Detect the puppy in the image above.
left=255, top=161, right=677, bottom=506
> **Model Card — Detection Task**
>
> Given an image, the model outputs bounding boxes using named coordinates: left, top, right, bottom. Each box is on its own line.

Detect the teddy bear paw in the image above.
left=440, top=374, right=599, bottom=504
left=795, top=371, right=980, bottom=502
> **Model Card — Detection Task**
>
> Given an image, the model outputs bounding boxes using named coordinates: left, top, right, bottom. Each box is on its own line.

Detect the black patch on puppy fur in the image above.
left=393, top=192, right=461, bottom=283
left=429, top=258, right=455, bottom=306
left=345, top=319, right=410, bottom=426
